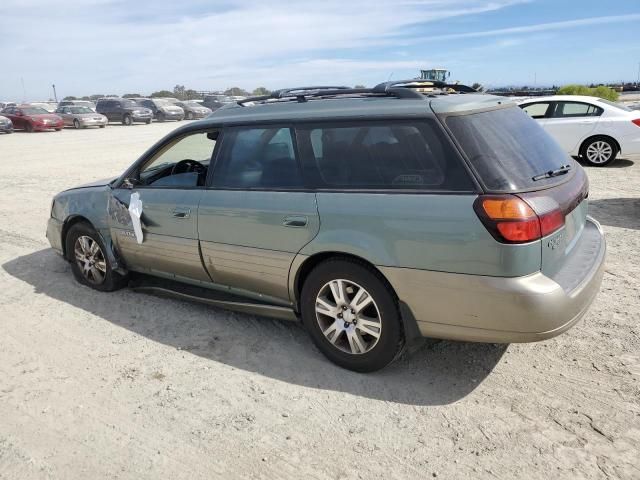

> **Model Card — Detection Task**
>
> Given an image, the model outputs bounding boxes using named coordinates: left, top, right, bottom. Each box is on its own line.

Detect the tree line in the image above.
left=63, top=85, right=274, bottom=102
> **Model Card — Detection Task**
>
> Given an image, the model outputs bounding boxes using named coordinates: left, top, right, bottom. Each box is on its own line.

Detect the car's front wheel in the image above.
left=186, top=111, right=194, bottom=120
left=300, top=259, right=404, bottom=372
left=581, top=136, right=617, bottom=166
left=73, top=119, right=81, bottom=129
left=65, top=222, right=128, bottom=292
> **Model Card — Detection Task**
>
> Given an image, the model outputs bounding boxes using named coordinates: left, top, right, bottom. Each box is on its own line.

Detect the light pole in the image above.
left=52, top=84, right=58, bottom=103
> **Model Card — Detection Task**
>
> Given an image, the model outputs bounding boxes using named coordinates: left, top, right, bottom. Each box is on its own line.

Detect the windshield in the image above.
left=446, top=106, right=572, bottom=191
left=185, top=101, right=203, bottom=106
left=154, top=99, right=171, bottom=106
left=22, top=107, right=48, bottom=115
left=70, top=106, right=94, bottom=114
left=596, top=98, right=633, bottom=112
left=122, top=100, right=137, bottom=108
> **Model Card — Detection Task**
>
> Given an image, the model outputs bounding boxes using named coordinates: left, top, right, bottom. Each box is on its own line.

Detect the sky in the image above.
left=1, top=0, right=639, bottom=101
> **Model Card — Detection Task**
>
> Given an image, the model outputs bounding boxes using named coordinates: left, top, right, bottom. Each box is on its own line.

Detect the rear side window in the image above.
left=212, top=127, right=303, bottom=189
left=446, top=106, right=572, bottom=192
left=552, top=102, right=602, bottom=117
left=297, top=120, right=474, bottom=191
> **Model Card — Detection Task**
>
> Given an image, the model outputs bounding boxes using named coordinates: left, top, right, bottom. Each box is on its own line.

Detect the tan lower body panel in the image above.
left=380, top=249, right=605, bottom=343
left=113, top=229, right=210, bottom=282
left=200, top=241, right=293, bottom=302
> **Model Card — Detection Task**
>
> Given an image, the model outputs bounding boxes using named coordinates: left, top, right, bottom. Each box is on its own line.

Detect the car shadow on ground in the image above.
left=589, top=197, right=640, bottom=230
left=577, top=158, right=635, bottom=169
left=3, top=249, right=507, bottom=406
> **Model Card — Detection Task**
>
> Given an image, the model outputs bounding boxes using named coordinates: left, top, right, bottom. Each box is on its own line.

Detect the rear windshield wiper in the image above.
left=532, top=164, right=572, bottom=181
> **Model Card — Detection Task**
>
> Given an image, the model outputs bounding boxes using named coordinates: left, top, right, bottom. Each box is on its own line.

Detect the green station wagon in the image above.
left=46, top=81, right=606, bottom=372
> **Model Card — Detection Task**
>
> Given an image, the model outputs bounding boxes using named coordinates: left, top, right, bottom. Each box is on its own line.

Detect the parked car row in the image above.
left=0, top=97, right=215, bottom=133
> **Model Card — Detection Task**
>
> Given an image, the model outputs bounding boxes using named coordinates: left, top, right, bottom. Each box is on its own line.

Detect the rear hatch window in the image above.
left=445, top=106, right=573, bottom=192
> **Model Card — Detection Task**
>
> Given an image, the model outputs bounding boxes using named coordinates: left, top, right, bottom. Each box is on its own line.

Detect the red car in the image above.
left=0, top=105, right=63, bottom=132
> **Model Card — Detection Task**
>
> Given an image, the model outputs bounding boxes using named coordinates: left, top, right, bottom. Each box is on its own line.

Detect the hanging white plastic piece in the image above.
left=128, top=192, right=144, bottom=244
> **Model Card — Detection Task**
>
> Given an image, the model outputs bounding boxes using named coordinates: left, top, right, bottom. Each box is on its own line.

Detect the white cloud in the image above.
left=0, top=0, right=525, bottom=98
left=405, top=13, right=640, bottom=42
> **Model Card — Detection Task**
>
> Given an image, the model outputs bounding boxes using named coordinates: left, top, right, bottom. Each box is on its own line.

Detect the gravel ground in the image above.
left=0, top=123, right=639, bottom=480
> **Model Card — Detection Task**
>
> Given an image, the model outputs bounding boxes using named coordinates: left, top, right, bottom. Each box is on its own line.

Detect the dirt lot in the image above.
left=0, top=123, right=639, bottom=480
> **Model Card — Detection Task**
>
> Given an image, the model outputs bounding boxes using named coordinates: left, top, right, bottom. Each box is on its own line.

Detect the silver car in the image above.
left=56, top=105, right=108, bottom=129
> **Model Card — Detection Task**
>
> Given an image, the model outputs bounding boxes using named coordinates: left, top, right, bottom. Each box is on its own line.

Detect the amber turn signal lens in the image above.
left=481, top=197, right=536, bottom=220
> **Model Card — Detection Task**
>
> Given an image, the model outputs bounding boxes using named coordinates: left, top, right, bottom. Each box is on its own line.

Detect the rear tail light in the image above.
left=474, top=195, right=565, bottom=244
left=632, top=119, right=640, bottom=128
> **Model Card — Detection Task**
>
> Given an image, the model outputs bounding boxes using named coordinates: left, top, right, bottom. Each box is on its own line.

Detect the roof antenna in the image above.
left=387, top=72, right=394, bottom=81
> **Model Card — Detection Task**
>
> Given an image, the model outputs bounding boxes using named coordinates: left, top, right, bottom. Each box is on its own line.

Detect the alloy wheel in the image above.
left=315, top=279, right=382, bottom=355
left=586, top=140, right=613, bottom=164
left=74, top=235, right=107, bottom=285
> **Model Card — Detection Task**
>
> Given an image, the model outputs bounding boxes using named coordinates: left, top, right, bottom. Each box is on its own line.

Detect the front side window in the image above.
left=212, top=127, right=302, bottom=189
left=298, top=120, right=474, bottom=191
left=138, top=131, right=218, bottom=188
left=553, top=102, right=602, bottom=118
left=520, top=102, right=551, bottom=119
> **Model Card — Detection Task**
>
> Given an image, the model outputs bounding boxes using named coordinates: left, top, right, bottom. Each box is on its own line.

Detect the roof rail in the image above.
left=235, top=79, right=480, bottom=107
left=237, top=86, right=351, bottom=106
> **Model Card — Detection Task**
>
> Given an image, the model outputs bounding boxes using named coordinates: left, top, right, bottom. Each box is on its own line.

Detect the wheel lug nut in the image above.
left=342, top=306, right=347, bottom=310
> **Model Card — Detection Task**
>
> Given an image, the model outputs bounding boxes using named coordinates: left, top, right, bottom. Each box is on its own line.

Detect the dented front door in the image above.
left=108, top=187, right=209, bottom=282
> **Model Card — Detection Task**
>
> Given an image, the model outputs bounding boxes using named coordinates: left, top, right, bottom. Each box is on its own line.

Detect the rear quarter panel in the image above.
left=304, top=193, right=541, bottom=277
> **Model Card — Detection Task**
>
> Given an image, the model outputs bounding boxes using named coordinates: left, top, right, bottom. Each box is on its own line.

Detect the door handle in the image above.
left=172, top=207, right=191, bottom=219
left=282, top=215, right=308, bottom=227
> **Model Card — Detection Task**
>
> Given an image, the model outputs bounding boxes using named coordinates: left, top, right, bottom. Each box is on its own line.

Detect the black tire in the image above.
left=300, top=259, right=403, bottom=372
left=73, top=119, right=81, bottom=129
left=122, top=114, right=132, bottom=126
left=580, top=136, right=618, bottom=167
left=65, top=222, right=128, bottom=292
left=55, top=128, right=61, bottom=131
left=157, top=112, right=165, bottom=122
left=99, top=125, right=106, bottom=128
left=145, top=119, right=151, bottom=125
left=25, top=122, right=34, bottom=133
left=186, top=111, right=194, bottom=120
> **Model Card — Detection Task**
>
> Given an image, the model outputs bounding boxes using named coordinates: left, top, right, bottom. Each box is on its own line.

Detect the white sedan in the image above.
left=518, top=95, right=640, bottom=166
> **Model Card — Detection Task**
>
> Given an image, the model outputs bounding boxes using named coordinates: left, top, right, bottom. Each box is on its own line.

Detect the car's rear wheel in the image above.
left=157, top=112, right=165, bottom=122
left=581, top=136, right=617, bottom=166
left=65, top=222, right=128, bottom=292
left=186, top=111, right=194, bottom=120
left=25, top=122, right=34, bottom=133
left=300, top=259, right=403, bottom=372
left=99, top=125, right=106, bottom=128
left=145, top=119, right=151, bottom=124
left=122, top=114, right=132, bottom=126
left=73, top=119, right=81, bottom=129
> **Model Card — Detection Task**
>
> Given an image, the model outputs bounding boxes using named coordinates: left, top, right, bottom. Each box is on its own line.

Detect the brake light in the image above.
left=632, top=119, right=640, bottom=128
left=474, top=195, right=565, bottom=244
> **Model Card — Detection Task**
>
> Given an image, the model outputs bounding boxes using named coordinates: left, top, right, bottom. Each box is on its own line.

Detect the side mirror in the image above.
left=122, top=177, right=141, bottom=189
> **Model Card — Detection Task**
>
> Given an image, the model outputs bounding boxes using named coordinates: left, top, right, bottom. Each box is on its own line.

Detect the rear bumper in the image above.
left=382, top=217, right=606, bottom=343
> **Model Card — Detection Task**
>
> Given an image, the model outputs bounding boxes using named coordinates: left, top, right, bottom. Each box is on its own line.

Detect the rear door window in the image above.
left=297, top=120, right=474, bottom=191
left=446, top=106, right=573, bottom=192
